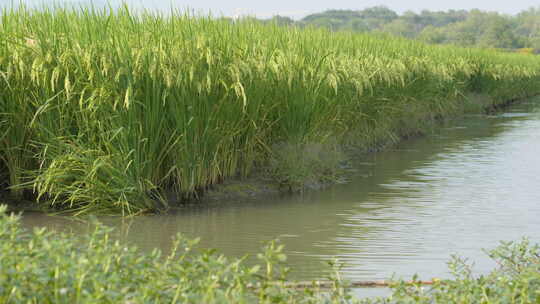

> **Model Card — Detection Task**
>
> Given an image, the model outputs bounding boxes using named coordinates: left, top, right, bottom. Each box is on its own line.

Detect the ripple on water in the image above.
left=19, top=101, right=540, bottom=290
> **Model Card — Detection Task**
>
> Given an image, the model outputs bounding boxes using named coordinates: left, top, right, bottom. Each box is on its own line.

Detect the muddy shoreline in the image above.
left=191, top=94, right=537, bottom=205
left=3, top=94, right=537, bottom=213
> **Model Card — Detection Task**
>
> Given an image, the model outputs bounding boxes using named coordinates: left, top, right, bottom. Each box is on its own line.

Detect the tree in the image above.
left=515, top=7, right=540, bottom=49
left=479, top=16, right=520, bottom=48
left=419, top=25, right=448, bottom=44
left=381, top=19, right=417, bottom=38
left=358, top=6, right=398, bottom=30
left=292, top=6, right=540, bottom=51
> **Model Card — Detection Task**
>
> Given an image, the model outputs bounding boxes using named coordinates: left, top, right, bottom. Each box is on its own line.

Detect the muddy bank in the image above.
left=197, top=94, right=537, bottom=204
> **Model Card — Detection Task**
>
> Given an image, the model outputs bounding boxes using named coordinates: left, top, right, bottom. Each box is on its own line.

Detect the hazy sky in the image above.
left=2, top=0, right=540, bottom=19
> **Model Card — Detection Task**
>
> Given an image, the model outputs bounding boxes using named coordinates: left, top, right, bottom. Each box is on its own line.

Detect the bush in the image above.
left=366, top=239, right=540, bottom=303
left=1, top=205, right=540, bottom=303
left=0, top=205, right=356, bottom=303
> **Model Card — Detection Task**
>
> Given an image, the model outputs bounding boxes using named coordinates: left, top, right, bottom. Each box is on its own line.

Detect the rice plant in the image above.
left=1, top=5, right=540, bottom=214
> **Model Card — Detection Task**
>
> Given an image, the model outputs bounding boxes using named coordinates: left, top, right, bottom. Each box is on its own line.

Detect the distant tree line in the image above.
left=4, top=2, right=538, bottom=52
left=262, top=6, right=540, bottom=52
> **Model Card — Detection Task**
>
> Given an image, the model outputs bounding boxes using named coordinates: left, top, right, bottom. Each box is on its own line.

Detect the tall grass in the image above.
left=1, top=5, right=540, bottom=214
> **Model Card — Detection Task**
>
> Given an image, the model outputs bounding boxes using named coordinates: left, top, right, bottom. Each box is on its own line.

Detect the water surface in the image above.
left=22, top=99, right=540, bottom=294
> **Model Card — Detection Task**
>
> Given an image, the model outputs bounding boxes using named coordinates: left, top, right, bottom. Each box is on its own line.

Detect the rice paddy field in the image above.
left=1, top=5, right=540, bottom=215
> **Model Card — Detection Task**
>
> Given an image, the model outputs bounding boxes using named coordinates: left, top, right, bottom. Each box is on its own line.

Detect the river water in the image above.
left=21, top=98, right=540, bottom=297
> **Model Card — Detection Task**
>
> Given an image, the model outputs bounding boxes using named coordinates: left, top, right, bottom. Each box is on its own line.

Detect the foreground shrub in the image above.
left=1, top=206, right=540, bottom=303
left=0, top=206, right=356, bottom=303
left=377, top=239, right=540, bottom=303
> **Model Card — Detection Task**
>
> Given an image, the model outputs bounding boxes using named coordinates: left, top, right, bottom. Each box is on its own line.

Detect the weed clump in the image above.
left=268, top=142, right=346, bottom=192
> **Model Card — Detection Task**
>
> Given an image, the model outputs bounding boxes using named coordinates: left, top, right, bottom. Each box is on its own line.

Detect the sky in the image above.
left=1, top=0, right=539, bottom=19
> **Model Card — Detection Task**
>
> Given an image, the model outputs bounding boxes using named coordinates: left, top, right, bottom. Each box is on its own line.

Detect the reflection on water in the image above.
left=21, top=99, right=540, bottom=287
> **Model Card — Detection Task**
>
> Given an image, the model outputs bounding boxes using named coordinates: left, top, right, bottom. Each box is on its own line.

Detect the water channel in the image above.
left=21, top=98, right=540, bottom=297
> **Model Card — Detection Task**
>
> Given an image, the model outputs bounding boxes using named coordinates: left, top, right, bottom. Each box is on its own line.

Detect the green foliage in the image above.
left=368, top=239, right=540, bottom=303
left=300, top=7, right=398, bottom=32
left=380, top=19, right=417, bottom=38
left=1, top=5, right=540, bottom=214
left=478, top=15, right=519, bottom=48
left=267, top=142, right=345, bottom=192
left=298, top=6, right=540, bottom=50
left=2, top=206, right=540, bottom=303
left=0, top=205, right=360, bottom=303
